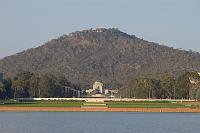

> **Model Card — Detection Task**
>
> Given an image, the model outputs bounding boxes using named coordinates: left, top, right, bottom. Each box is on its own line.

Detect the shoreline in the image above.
left=0, top=107, right=200, bottom=113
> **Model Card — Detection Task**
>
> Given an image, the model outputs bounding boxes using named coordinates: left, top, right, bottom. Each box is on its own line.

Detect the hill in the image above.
left=1, top=28, right=200, bottom=89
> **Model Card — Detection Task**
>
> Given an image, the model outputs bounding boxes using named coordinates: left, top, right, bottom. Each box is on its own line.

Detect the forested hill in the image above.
left=1, top=28, right=200, bottom=89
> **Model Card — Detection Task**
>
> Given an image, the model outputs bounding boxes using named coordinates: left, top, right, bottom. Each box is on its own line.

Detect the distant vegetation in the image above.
left=118, top=72, right=200, bottom=100
left=1, top=71, right=200, bottom=100
left=0, top=71, right=81, bottom=99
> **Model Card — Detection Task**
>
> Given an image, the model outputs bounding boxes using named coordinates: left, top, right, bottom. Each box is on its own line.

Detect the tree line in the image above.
left=118, top=72, right=200, bottom=100
left=0, top=71, right=81, bottom=99
left=1, top=71, right=200, bottom=100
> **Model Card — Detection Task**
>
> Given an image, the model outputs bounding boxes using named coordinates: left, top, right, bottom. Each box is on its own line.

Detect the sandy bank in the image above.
left=0, top=107, right=200, bottom=112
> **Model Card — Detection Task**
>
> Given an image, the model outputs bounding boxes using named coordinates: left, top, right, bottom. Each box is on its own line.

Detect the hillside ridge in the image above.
left=1, top=28, right=200, bottom=89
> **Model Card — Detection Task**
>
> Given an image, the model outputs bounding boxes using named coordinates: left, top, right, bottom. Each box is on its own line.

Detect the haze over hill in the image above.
left=1, top=28, right=200, bottom=89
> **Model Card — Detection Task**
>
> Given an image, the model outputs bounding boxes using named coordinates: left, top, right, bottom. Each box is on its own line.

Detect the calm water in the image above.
left=0, top=112, right=200, bottom=133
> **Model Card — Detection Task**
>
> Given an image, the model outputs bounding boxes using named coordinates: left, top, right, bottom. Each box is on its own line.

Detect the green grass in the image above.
left=0, top=102, right=83, bottom=107
left=82, top=103, right=108, bottom=108
left=0, top=101, right=199, bottom=108
left=106, top=101, right=186, bottom=108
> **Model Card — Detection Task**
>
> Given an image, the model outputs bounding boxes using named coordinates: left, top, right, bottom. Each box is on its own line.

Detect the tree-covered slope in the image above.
left=1, top=28, right=200, bottom=89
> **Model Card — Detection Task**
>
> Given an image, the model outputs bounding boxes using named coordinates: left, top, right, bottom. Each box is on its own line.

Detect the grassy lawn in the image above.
left=0, top=101, right=199, bottom=108
left=106, top=101, right=187, bottom=108
left=0, top=102, right=84, bottom=107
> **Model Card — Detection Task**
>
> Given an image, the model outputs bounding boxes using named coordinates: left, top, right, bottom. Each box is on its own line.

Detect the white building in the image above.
left=86, top=81, right=104, bottom=94
left=93, top=81, right=103, bottom=94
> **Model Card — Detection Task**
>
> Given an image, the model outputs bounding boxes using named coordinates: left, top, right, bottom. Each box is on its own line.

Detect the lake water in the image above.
left=0, top=112, right=200, bottom=133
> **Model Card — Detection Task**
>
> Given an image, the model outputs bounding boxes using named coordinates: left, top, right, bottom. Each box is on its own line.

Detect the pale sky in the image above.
left=0, top=0, right=200, bottom=58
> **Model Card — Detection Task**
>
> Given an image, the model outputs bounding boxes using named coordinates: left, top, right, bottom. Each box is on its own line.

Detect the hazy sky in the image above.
left=0, top=0, right=200, bottom=58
